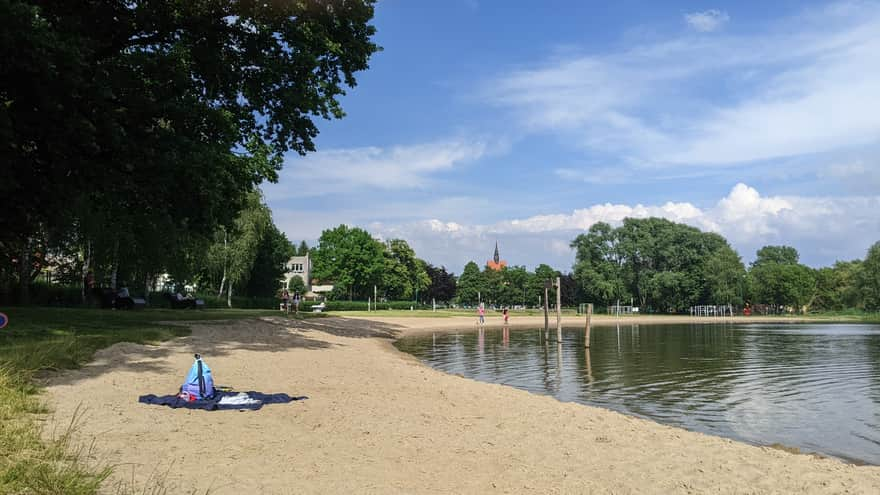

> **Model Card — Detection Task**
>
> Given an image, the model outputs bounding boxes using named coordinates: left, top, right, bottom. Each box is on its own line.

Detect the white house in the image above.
left=284, top=253, right=311, bottom=293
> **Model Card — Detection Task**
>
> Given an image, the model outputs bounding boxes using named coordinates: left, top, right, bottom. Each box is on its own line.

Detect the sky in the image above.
left=262, top=0, right=880, bottom=275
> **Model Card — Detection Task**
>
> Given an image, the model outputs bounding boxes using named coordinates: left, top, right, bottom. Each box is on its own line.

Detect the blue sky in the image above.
left=262, top=0, right=880, bottom=274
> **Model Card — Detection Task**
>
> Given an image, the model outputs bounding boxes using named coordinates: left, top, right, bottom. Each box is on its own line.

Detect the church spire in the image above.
left=493, top=241, right=500, bottom=264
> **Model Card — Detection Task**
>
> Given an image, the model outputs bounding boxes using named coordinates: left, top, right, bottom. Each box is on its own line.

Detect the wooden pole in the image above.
left=584, top=303, right=592, bottom=348
left=543, top=286, right=549, bottom=339
left=556, top=276, right=562, bottom=342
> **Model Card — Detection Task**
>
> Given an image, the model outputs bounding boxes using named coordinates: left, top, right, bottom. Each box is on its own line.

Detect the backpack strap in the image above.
left=197, top=359, right=206, bottom=398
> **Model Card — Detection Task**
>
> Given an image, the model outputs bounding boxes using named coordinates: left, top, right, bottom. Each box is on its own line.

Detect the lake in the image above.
left=395, top=322, right=880, bottom=464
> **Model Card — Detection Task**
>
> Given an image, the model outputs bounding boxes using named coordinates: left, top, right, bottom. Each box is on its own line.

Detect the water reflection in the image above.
left=395, top=323, right=880, bottom=464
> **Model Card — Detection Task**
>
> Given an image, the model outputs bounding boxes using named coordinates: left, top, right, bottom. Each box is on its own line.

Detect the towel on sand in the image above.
left=138, top=391, right=307, bottom=411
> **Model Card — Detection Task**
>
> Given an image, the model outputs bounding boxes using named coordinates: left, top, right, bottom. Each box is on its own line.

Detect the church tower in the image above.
left=486, top=241, right=507, bottom=271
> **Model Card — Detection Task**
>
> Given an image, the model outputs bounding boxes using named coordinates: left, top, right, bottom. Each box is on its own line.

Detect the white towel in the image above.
left=217, top=393, right=262, bottom=406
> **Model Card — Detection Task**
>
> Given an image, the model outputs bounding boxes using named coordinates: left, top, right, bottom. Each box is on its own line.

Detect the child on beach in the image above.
left=503, top=307, right=509, bottom=324
left=478, top=303, right=485, bottom=325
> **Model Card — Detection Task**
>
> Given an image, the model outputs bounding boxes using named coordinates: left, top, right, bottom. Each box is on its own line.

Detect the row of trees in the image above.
left=456, top=262, right=578, bottom=307
left=310, top=225, right=453, bottom=303
left=0, top=1, right=379, bottom=304
left=570, top=218, right=880, bottom=313
left=309, top=224, right=575, bottom=307
left=311, top=219, right=880, bottom=314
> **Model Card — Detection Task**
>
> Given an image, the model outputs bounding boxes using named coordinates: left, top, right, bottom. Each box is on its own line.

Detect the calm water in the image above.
left=395, top=323, right=880, bottom=464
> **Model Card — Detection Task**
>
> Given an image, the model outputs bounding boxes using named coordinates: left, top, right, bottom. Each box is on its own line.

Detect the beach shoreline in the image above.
left=44, top=315, right=880, bottom=494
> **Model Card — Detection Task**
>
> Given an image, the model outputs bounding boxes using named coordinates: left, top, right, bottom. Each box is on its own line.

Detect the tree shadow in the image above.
left=43, top=317, right=337, bottom=387
left=296, top=316, right=404, bottom=339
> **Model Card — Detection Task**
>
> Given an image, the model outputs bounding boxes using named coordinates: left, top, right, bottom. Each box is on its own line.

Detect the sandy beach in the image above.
left=44, top=315, right=880, bottom=494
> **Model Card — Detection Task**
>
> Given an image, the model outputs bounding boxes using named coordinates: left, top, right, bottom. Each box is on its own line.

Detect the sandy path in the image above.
left=44, top=316, right=880, bottom=494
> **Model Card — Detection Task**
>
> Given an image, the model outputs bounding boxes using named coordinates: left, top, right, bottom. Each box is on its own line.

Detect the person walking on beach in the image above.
left=478, top=303, right=485, bottom=325
left=293, top=292, right=301, bottom=316
left=281, top=288, right=290, bottom=315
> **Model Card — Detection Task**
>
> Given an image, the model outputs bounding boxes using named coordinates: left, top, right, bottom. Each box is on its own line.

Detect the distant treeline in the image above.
left=307, top=219, right=880, bottom=314
left=3, top=217, right=879, bottom=314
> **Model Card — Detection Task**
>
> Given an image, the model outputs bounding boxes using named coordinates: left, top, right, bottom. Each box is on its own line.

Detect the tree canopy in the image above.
left=571, top=218, right=737, bottom=312
left=1, top=0, right=379, bottom=302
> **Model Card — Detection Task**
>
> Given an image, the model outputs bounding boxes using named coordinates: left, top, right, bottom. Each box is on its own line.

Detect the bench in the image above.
left=312, top=302, right=326, bottom=313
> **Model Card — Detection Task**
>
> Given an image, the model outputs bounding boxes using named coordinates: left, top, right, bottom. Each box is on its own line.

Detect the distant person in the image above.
left=281, top=288, right=290, bottom=314
left=478, top=303, right=485, bottom=325
left=293, top=292, right=301, bottom=315
left=503, top=307, right=509, bottom=324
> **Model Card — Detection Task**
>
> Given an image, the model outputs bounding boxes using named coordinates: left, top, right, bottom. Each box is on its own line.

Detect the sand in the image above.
left=43, top=315, right=880, bottom=494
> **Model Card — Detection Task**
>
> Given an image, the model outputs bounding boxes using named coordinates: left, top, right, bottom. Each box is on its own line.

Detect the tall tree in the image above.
left=571, top=222, right=624, bottom=307
left=224, top=193, right=272, bottom=306
left=425, top=265, right=456, bottom=303
left=245, top=224, right=295, bottom=298
left=1, top=0, right=379, bottom=302
left=297, top=240, right=310, bottom=256
left=381, top=239, right=429, bottom=301
left=572, top=218, right=733, bottom=312
left=456, top=261, right=484, bottom=305
left=312, top=225, right=384, bottom=300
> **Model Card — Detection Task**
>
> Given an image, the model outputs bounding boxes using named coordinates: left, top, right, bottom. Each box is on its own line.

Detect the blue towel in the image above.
left=138, top=391, right=308, bottom=411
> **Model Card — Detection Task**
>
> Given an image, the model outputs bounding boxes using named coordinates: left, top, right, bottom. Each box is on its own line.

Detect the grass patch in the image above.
left=0, top=307, right=281, bottom=494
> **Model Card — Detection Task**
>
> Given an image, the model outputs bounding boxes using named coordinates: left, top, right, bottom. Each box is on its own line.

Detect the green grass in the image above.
left=0, top=307, right=286, bottom=494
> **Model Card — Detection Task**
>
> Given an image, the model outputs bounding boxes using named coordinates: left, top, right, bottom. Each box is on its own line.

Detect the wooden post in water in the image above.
left=556, top=276, right=562, bottom=342
left=584, top=303, right=592, bottom=348
left=543, top=285, right=549, bottom=340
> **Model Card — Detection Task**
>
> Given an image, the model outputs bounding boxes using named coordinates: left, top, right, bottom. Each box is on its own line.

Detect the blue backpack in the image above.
left=181, top=354, right=215, bottom=399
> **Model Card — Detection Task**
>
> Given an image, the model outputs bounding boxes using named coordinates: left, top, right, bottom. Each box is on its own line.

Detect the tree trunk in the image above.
left=110, top=239, right=119, bottom=290
left=217, top=232, right=227, bottom=298
left=81, top=240, right=91, bottom=303
left=18, top=241, right=30, bottom=305
left=227, top=281, right=233, bottom=308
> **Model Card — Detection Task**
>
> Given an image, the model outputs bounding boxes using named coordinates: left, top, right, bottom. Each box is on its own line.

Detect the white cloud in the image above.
left=263, top=138, right=491, bottom=200
left=684, top=10, right=730, bottom=32
left=487, top=2, right=880, bottom=168
left=367, top=184, right=880, bottom=273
